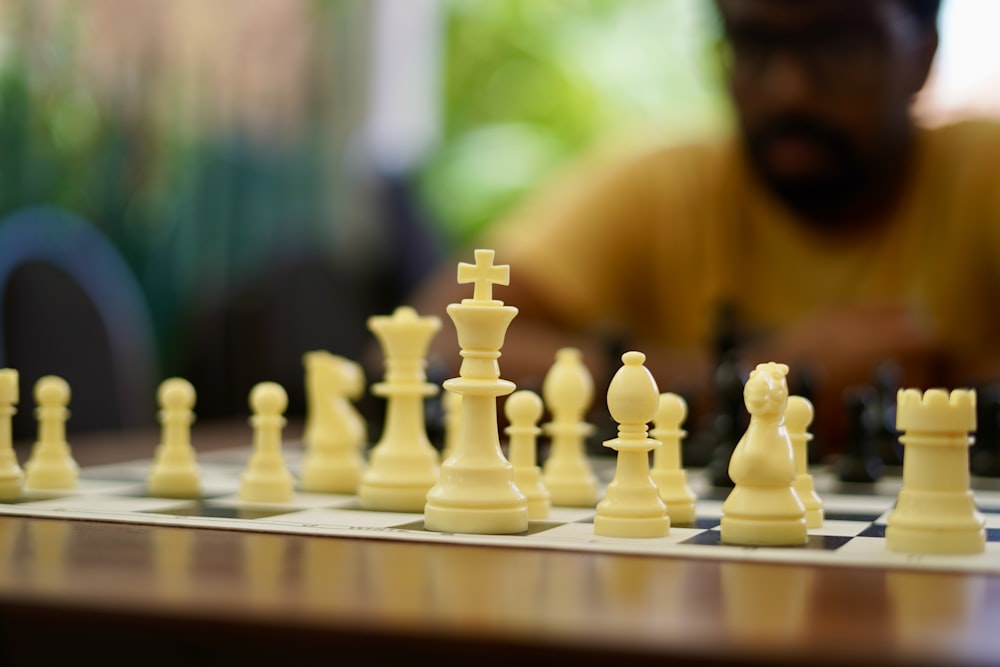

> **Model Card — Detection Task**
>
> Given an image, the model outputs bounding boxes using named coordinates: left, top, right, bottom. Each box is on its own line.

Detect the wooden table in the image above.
left=1, top=422, right=998, bottom=667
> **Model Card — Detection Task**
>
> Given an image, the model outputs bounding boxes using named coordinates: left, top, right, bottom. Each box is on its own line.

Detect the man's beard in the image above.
left=743, top=116, right=873, bottom=223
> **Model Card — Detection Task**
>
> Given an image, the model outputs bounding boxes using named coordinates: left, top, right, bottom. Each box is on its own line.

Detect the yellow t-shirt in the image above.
left=489, top=121, right=1000, bottom=373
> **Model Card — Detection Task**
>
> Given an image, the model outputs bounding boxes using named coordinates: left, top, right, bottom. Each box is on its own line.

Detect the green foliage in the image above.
left=418, top=0, right=730, bottom=247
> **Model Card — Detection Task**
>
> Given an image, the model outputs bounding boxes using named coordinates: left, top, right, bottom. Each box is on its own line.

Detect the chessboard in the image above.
left=2, top=445, right=997, bottom=575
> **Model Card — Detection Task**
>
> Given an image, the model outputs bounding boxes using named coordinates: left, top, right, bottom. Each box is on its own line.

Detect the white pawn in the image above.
left=24, top=376, right=78, bottom=492
left=0, top=369, right=23, bottom=500
left=786, top=395, right=823, bottom=528
left=541, top=347, right=599, bottom=506
left=595, top=351, right=669, bottom=538
left=505, top=390, right=550, bottom=519
left=147, top=378, right=201, bottom=498
left=720, top=362, right=807, bottom=546
left=240, top=382, right=294, bottom=503
left=650, top=392, right=697, bottom=525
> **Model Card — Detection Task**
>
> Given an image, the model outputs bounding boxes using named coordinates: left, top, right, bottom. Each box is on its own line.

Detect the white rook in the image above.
left=886, top=388, right=985, bottom=555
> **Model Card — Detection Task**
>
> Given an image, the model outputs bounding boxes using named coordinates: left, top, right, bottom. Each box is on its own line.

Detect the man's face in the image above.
left=716, top=0, right=936, bottom=218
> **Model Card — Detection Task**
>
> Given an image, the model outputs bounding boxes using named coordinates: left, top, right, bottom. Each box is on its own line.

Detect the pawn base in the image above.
left=513, top=466, right=551, bottom=520
left=544, top=477, right=599, bottom=507
left=794, top=474, right=824, bottom=529
left=300, top=455, right=364, bottom=495
left=720, top=515, right=808, bottom=546
left=0, top=473, right=23, bottom=500
left=594, top=513, right=669, bottom=538
left=148, top=468, right=201, bottom=499
left=25, top=464, right=78, bottom=492
left=358, top=481, right=436, bottom=513
left=240, top=474, right=294, bottom=504
left=651, top=469, right=697, bottom=524
left=424, top=502, right=529, bottom=535
left=885, top=524, right=986, bottom=555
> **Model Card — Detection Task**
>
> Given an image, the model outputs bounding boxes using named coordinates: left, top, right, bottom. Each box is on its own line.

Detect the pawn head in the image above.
left=35, top=375, right=70, bottom=407
left=505, top=389, right=544, bottom=426
left=159, top=377, right=196, bottom=411
left=250, top=382, right=288, bottom=416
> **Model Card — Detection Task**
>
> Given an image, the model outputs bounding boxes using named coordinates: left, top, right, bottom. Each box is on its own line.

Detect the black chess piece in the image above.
left=836, top=386, right=884, bottom=484
left=787, top=362, right=823, bottom=463
left=703, top=303, right=748, bottom=487
left=972, top=384, right=1000, bottom=477
left=870, top=360, right=903, bottom=466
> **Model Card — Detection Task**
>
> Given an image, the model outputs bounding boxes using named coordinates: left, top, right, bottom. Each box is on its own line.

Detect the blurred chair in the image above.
left=0, top=206, right=158, bottom=439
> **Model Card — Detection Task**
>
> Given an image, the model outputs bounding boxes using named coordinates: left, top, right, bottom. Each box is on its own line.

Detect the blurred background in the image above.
left=0, top=0, right=996, bottom=437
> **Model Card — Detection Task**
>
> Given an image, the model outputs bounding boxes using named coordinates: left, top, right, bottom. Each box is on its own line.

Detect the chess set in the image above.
left=0, top=250, right=998, bottom=576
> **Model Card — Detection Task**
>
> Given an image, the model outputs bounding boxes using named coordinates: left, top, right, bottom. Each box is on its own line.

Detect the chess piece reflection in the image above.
left=28, top=519, right=71, bottom=591
left=721, top=562, right=814, bottom=643
left=887, top=570, right=985, bottom=646
left=243, top=533, right=286, bottom=605
left=153, top=527, right=194, bottom=600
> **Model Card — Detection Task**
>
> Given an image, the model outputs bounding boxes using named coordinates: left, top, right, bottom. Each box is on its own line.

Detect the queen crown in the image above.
left=895, top=388, right=976, bottom=433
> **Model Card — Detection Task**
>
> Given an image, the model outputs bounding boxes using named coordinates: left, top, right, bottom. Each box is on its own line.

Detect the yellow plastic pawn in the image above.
left=239, top=382, right=294, bottom=503
left=24, top=376, right=78, bottom=492
left=886, top=388, right=985, bottom=554
left=300, top=351, right=367, bottom=494
left=594, top=351, right=669, bottom=538
left=424, top=249, right=528, bottom=534
left=358, top=306, right=441, bottom=511
left=505, top=390, right=551, bottom=519
left=541, top=348, right=599, bottom=507
left=0, top=369, right=23, bottom=500
left=786, top=395, right=823, bottom=528
left=650, top=392, right=697, bottom=525
left=147, top=378, right=201, bottom=498
left=720, top=362, right=807, bottom=546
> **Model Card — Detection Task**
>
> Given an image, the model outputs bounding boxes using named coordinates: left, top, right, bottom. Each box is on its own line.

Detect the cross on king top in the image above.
left=458, top=249, right=510, bottom=302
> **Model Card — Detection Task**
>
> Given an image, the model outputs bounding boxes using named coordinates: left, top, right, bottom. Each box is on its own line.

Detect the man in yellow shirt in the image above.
left=413, top=0, right=1000, bottom=449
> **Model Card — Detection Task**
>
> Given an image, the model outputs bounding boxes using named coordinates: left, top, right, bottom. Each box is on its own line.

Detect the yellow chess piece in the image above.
left=720, top=362, right=807, bottom=546
left=0, top=369, right=24, bottom=500
left=650, top=392, right=697, bottom=525
left=239, top=382, right=294, bottom=503
left=886, top=388, right=985, bottom=554
left=594, top=351, right=669, bottom=538
left=147, top=378, right=201, bottom=499
left=505, top=390, right=550, bottom=520
left=786, top=395, right=823, bottom=529
left=24, top=376, right=78, bottom=492
left=424, top=249, right=528, bottom=534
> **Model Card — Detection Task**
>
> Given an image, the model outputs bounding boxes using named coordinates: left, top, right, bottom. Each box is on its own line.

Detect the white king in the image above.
left=886, top=388, right=985, bottom=555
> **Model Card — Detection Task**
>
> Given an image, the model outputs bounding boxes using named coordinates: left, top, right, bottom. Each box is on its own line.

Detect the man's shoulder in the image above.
left=923, top=119, right=1000, bottom=158
left=620, top=134, right=738, bottom=173
left=594, top=133, right=741, bottom=200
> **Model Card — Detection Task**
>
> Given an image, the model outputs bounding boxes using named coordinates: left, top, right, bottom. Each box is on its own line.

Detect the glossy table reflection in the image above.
left=0, top=422, right=998, bottom=666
